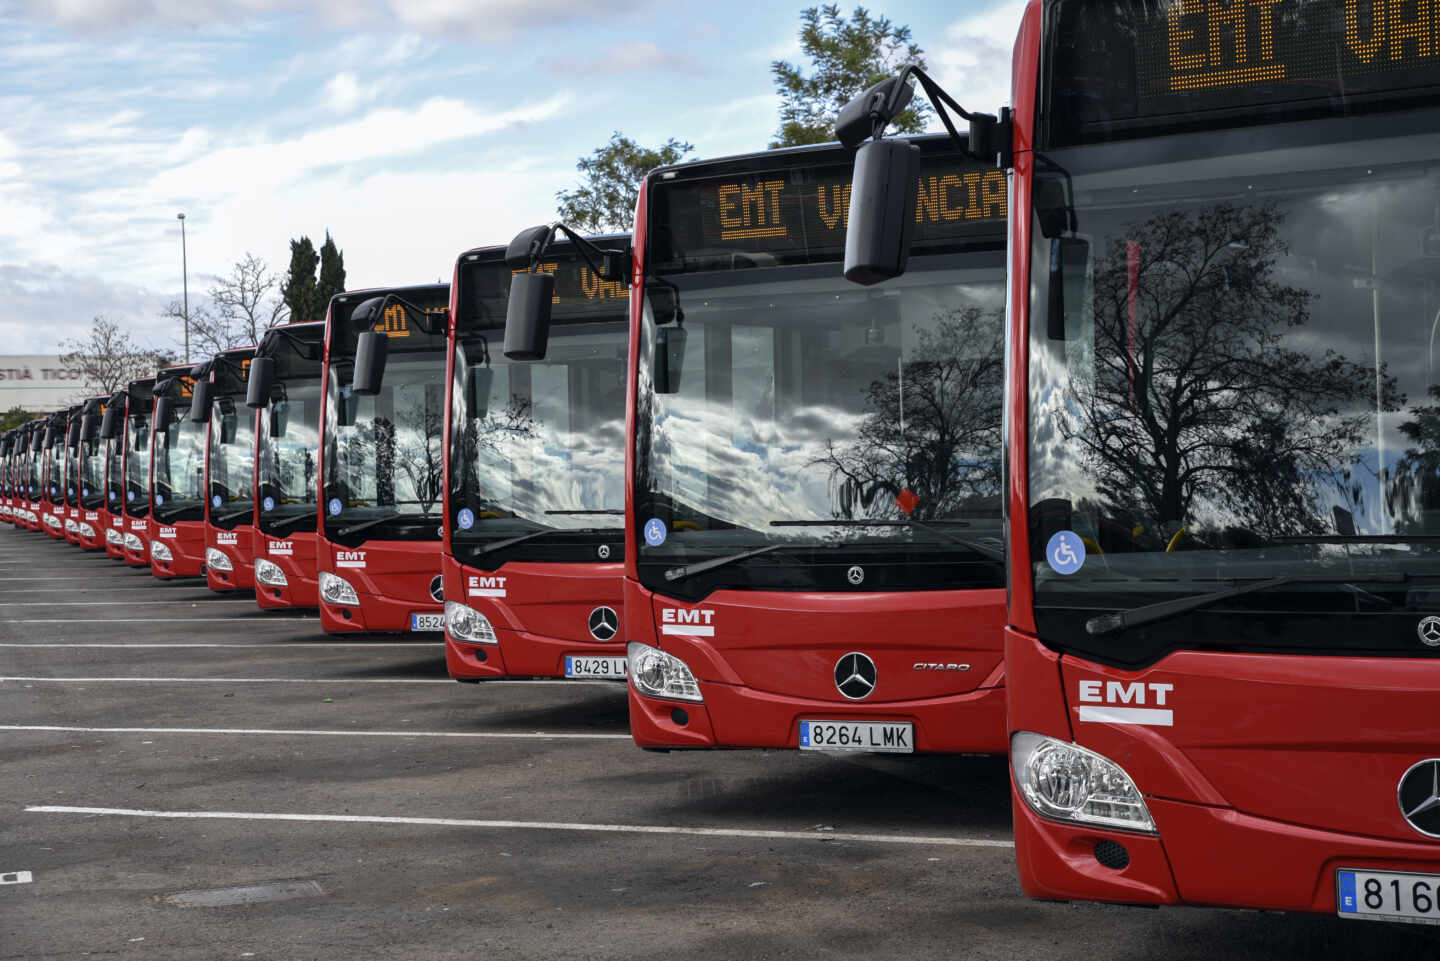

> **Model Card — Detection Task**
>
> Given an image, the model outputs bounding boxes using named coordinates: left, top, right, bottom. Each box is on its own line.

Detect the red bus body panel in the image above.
left=76, top=507, right=104, bottom=551
left=252, top=528, right=319, bottom=608
left=105, top=510, right=125, bottom=558
left=149, top=517, right=205, bottom=578
left=206, top=523, right=255, bottom=591
left=318, top=539, right=441, bottom=633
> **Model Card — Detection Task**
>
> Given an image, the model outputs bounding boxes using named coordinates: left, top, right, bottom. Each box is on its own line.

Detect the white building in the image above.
left=0, top=356, right=90, bottom=413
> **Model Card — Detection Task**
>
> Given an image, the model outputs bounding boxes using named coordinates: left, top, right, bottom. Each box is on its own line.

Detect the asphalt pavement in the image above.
left=1, top=529, right=1437, bottom=959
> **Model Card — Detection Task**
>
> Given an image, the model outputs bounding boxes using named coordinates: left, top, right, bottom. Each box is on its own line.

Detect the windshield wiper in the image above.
left=664, top=544, right=792, bottom=583
left=770, top=519, right=1004, bottom=562
left=155, top=503, right=199, bottom=522
left=545, top=509, right=624, bottom=516
left=265, top=510, right=318, bottom=532
left=213, top=507, right=254, bottom=524
left=336, top=512, right=441, bottom=537
left=472, top=526, right=621, bottom=555
left=1085, top=573, right=1406, bottom=636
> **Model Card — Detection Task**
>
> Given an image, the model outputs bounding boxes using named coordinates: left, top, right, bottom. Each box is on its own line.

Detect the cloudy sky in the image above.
left=0, top=0, right=1023, bottom=356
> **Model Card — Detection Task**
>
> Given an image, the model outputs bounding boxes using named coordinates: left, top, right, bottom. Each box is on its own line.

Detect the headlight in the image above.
left=255, top=558, right=288, bottom=587
left=105, top=528, right=121, bottom=544
left=319, top=570, right=359, bottom=606
left=205, top=547, right=233, bottom=571
left=124, top=532, right=144, bottom=551
left=150, top=540, right=173, bottom=562
left=627, top=642, right=703, bottom=702
left=64, top=518, right=77, bottom=532
left=444, top=601, right=497, bottom=644
left=78, top=523, right=95, bottom=538
left=46, top=514, right=60, bottom=527
left=1011, top=732, right=1156, bottom=833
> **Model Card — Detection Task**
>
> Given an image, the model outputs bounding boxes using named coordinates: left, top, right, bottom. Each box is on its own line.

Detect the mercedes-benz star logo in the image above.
left=1398, top=759, right=1440, bottom=838
left=429, top=575, right=445, bottom=603
left=834, top=652, right=877, bottom=700
left=846, top=565, right=865, bottom=586
left=597, top=544, right=612, bottom=560
left=1419, top=616, right=1440, bottom=648
left=588, top=606, right=619, bottom=641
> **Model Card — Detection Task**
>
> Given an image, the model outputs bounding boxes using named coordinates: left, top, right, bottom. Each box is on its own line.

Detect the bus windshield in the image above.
left=1027, top=107, right=1440, bottom=660
left=124, top=408, right=150, bottom=518
left=449, top=250, right=630, bottom=565
left=105, top=430, right=123, bottom=511
left=80, top=438, right=104, bottom=509
left=257, top=380, right=321, bottom=536
left=208, top=398, right=255, bottom=522
left=154, top=409, right=205, bottom=518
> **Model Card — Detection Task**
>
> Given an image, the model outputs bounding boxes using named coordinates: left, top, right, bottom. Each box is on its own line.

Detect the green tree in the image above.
left=0, top=406, right=35, bottom=432
left=281, top=236, right=321, bottom=323
left=317, top=232, right=347, bottom=308
left=770, top=5, right=930, bottom=148
left=556, top=132, right=693, bottom=234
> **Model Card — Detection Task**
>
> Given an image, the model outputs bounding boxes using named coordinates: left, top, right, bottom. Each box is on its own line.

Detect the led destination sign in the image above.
left=459, top=252, right=629, bottom=331
left=1051, top=0, right=1440, bottom=143
left=650, top=154, right=1007, bottom=273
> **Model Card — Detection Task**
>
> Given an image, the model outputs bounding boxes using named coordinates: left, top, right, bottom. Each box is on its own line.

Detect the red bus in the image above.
left=40, top=410, right=68, bottom=538
left=191, top=346, right=258, bottom=592
left=247, top=321, right=327, bottom=609
left=584, top=139, right=1009, bottom=752
left=118, top=378, right=156, bottom=566
left=60, top=404, right=87, bottom=544
left=71, top=395, right=108, bottom=550
left=0, top=430, right=15, bottom=525
left=18, top=419, right=44, bottom=531
left=443, top=237, right=631, bottom=682
left=847, top=0, right=1440, bottom=921
left=99, top=390, right=128, bottom=557
left=314, top=285, right=452, bottom=633
left=149, top=366, right=204, bottom=577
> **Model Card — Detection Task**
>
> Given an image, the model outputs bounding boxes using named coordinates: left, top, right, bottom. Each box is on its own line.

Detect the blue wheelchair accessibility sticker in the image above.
left=1046, top=531, right=1086, bottom=575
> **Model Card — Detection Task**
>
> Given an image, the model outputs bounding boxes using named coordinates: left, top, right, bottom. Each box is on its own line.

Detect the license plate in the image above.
left=799, top=720, right=913, bottom=753
left=410, top=613, right=443, bottom=632
left=564, top=656, right=628, bottom=679
left=1338, top=869, right=1440, bottom=925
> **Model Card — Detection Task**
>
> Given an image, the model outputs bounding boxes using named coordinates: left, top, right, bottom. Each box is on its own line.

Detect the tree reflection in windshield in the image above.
left=816, top=306, right=1003, bottom=522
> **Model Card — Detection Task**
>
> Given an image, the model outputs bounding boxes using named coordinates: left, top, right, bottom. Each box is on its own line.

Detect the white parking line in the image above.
left=0, top=600, right=260, bottom=606
left=0, top=725, right=628, bottom=740
left=0, top=676, right=609, bottom=685
left=0, top=618, right=301, bottom=624
left=25, top=806, right=1014, bottom=849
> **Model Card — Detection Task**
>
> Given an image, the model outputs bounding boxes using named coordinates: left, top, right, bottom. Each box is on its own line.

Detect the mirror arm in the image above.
left=362, top=293, right=448, bottom=336
left=858, top=65, right=1012, bottom=168
left=262, top=327, right=323, bottom=360
left=548, top=223, right=632, bottom=286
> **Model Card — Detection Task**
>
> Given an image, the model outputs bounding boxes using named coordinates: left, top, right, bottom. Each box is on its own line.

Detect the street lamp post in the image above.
left=177, top=212, right=189, bottom=363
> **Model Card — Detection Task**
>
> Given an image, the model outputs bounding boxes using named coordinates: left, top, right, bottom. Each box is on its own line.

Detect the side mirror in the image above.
left=42, top=425, right=57, bottom=449
left=652, top=325, right=687, bottom=395
left=154, top=396, right=173, bottom=428
left=835, top=76, right=915, bottom=148
left=1047, top=237, right=1092, bottom=342
left=504, top=272, right=555, bottom=361
left=81, top=414, right=101, bottom=443
left=506, top=225, right=553, bottom=270
left=99, top=406, right=120, bottom=439
left=189, top=379, right=214, bottom=423
left=32, top=430, right=44, bottom=452
left=844, top=138, right=921, bottom=286
left=246, top=356, right=275, bottom=409
left=352, top=331, right=388, bottom=395
left=66, top=418, right=82, bottom=450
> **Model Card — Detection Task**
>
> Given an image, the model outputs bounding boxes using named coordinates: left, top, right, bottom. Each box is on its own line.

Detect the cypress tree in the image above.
left=281, top=236, right=320, bottom=323
left=317, top=231, right=347, bottom=309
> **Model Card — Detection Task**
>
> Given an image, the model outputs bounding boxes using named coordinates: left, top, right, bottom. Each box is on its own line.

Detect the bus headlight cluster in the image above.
left=150, top=540, right=173, bottom=562
left=105, top=528, right=121, bottom=545
left=319, top=570, right=359, bottom=606
left=205, top=548, right=233, bottom=572
left=64, top=518, right=77, bottom=532
left=123, top=532, right=143, bottom=551
left=78, top=522, right=95, bottom=538
left=444, top=601, right=497, bottom=644
left=255, top=559, right=288, bottom=587
left=1011, top=732, right=1156, bottom=833
left=627, top=642, right=703, bottom=702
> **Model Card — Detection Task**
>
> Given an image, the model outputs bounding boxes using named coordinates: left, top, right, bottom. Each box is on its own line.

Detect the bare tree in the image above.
left=59, top=315, right=172, bottom=399
left=182, top=253, right=289, bottom=359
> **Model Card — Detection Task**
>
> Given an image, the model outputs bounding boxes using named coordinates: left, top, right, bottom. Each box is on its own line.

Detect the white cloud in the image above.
left=550, top=40, right=688, bottom=74
left=931, top=0, right=1027, bottom=113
